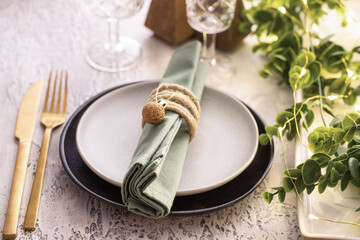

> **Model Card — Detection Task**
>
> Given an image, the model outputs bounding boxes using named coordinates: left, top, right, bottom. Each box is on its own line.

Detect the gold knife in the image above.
left=3, top=80, right=43, bottom=240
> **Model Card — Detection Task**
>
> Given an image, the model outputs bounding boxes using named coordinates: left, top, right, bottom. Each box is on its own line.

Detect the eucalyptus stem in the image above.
left=242, top=0, right=360, bottom=213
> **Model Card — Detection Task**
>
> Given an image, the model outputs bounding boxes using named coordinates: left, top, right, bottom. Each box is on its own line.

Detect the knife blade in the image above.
left=3, top=80, right=43, bottom=240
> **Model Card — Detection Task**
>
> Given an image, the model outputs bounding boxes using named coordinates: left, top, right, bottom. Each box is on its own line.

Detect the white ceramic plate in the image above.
left=76, top=81, right=258, bottom=196
left=295, top=97, right=360, bottom=239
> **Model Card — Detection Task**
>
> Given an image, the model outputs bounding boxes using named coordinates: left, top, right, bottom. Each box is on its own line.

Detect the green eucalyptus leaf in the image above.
left=274, top=32, right=302, bottom=53
left=330, top=75, right=346, bottom=93
left=344, top=127, right=356, bottom=142
left=252, top=43, right=271, bottom=52
left=348, top=157, right=360, bottom=181
left=327, top=178, right=338, bottom=188
left=239, top=22, right=252, bottom=33
left=276, top=111, right=294, bottom=125
left=304, top=109, right=315, bottom=128
left=351, top=179, right=360, bottom=188
left=254, top=10, right=273, bottom=23
left=259, top=69, right=271, bottom=78
left=245, top=13, right=256, bottom=24
left=283, top=168, right=302, bottom=178
left=273, top=61, right=285, bottom=73
left=308, top=126, right=344, bottom=154
left=288, top=51, right=322, bottom=90
left=352, top=130, right=360, bottom=143
left=330, top=50, right=347, bottom=57
left=328, top=145, right=340, bottom=156
left=262, top=191, right=274, bottom=204
left=310, top=153, right=331, bottom=167
left=306, top=184, right=315, bottom=194
left=295, top=177, right=306, bottom=194
left=334, top=152, right=348, bottom=161
left=286, top=126, right=297, bottom=140
left=295, top=52, right=316, bottom=66
left=341, top=171, right=350, bottom=191
left=317, top=41, right=346, bottom=73
left=348, top=140, right=358, bottom=148
left=325, top=160, right=334, bottom=180
left=333, top=161, right=348, bottom=174
left=308, top=131, right=323, bottom=152
left=273, top=54, right=287, bottom=62
left=302, top=159, right=321, bottom=185
left=283, top=177, right=294, bottom=192
left=300, top=72, right=316, bottom=89
left=264, top=104, right=313, bottom=144
left=289, top=71, right=301, bottom=90
left=278, top=189, right=286, bottom=203
left=352, top=45, right=360, bottom=53
left=333, top=128, right=345, bottom=143
left=308, top=61, right=322, bottom=79
left=287, top=47, right=297, bottom=61
left=259, top=133, right=271, bottom=145
left=329, top=59, right=344, bottom=69
left=342, top=113, right=359, bottom=131
left=347, top=145, right=360, bottom=159
left=265, top=125, right=279, bottom=136
left=301, top=111, right=310, bottom=130
left=330, top=168, right=341, bottom=184
left=318, top=42, right=336, bottom=60
left=322, top=104, right=336, bottom=118
left=268, top=52, right=287, bottom=61
left=318, top=176, right=328, bottom=194
left=296, top=163, right=304, bottom=170
left=343, top=88, right=357, bottom=106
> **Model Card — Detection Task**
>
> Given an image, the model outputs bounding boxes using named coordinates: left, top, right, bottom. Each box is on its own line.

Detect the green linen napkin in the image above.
left=121, top=41, right=208, bottom=218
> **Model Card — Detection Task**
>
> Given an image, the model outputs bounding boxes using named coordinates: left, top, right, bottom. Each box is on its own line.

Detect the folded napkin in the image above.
left=121, top=41, right=208, bottom=218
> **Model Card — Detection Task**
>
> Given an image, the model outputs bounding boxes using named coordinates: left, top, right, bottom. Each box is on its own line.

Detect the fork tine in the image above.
left=43, top=71, right=53, bottom=113
left=49, top=70, right=59, bottom=113
left=63, top=71, right=68, bottom=114
left=56, top=71, right=63, bottom=114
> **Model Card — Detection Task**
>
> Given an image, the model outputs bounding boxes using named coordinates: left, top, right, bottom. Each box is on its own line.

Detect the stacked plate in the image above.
left=59, top=81, right=273, bottom=214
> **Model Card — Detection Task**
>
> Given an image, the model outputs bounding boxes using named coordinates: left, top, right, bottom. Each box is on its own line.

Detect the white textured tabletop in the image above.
left=2, top=0, right=358, bottom=239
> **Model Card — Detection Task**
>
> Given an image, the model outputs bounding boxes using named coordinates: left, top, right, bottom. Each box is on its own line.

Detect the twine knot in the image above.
left=142, top=83, right=200, bottom=142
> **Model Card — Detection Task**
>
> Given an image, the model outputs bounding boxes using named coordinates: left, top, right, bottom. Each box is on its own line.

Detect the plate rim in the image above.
left=59, top=80, right=274, bottom=215
left=75, top=81, right=259, bottom=196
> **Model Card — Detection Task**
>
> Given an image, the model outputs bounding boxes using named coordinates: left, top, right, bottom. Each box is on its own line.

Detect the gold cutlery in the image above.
left=3, top=80, right=43, bottom=240
left=23, top=70, right=68, bottom=231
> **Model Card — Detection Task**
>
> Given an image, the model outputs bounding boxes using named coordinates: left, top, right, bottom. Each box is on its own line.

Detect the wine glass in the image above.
left=186, top=0, right=237, bottom=83
left=86, top=0, right=144, bottom=72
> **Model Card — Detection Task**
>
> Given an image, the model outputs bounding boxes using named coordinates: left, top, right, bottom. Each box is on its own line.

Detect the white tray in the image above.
left=296, top=102, right=360, bottom=239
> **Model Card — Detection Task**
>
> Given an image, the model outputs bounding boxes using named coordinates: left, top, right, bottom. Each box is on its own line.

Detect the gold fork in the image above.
left=23, top=70, right=68, bottom=231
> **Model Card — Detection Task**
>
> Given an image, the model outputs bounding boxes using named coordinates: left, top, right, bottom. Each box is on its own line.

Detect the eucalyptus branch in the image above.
left=241, top=0, right=360, bottom=211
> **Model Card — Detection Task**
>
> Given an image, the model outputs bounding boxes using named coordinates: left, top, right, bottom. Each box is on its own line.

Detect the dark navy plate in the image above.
left=59, top=81, right=273, bottom=215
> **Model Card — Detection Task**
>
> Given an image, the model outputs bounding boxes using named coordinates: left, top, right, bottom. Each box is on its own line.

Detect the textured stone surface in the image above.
left=0, top=0, right=303, bottom=239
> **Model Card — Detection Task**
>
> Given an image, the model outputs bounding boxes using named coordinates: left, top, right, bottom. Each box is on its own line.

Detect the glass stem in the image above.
left=106, top=17, right=121, bottom=51
left=201, top=33, right=217, bottom=65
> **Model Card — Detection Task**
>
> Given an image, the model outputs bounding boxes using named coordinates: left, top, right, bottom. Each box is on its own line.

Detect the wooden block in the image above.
left=145, top=0, right=194, bottom=45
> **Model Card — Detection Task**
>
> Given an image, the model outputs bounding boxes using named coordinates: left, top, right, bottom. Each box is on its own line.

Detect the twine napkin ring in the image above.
left=142, top=83, right=200, bottom=142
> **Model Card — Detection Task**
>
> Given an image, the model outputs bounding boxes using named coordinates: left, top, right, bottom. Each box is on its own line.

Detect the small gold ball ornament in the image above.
left=142, top=101, right=166, bottom=124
